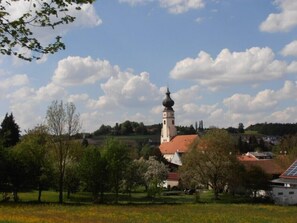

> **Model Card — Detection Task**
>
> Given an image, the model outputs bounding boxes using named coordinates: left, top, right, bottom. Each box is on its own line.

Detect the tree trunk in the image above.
left=13, top=190, right=19, bottom=202
left=38, top=184, right=42, bottom=203
left=59, top=173, right=64, bottom=204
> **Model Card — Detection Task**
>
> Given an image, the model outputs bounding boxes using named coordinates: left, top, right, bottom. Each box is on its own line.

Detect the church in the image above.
left=159, top=88, right=198, bottom=188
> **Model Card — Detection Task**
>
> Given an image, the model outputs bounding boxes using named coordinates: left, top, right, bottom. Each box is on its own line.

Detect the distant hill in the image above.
left=246, top=123, right=297, bottom=136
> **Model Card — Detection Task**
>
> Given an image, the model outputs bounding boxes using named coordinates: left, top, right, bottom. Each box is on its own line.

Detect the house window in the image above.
left=278, top=192, right=283, bottom=195
left=289, top=191, right=294, bottom=195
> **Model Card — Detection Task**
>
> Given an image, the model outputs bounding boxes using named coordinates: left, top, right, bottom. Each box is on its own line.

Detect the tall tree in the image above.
left=0, top=113, right=20, bottom=148
left=180, top=129, right=237, bottom=199
left=46, top=100, right=81, bottom=203
left=79, top=146, right=108, bottom=203
left=0, top=0, right=94, bottom=61
left=13, top=125, right=54, bottom=202
left=104, top=138, right=131, bottom=203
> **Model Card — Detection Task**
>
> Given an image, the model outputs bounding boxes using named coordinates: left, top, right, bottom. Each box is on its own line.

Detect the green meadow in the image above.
left=0, top=203, right=297, bottom=223
left=0, top=191, right=297, bottom=223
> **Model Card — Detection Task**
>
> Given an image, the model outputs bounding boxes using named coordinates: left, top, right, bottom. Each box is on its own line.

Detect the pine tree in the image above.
left=0, top=113, right=20, bottom=148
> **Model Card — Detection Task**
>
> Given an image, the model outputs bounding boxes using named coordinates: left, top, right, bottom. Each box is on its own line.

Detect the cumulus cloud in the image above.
left=269, top=107, right=297, bottom=123
left=99, top=71, right=161, bottom=108
left=52, top=56, right=116, bottom=86
left=281, top=40, right=297, bottom=56
left=0, top=74, right=29, bottom=90
left=260, top=0, right=297, bottom=32
left=223, top=81, right=297, bottom=114
left=170, top=47, right=288, bottom=88
left=119, top=0, right=204, bottom=14
left=159, top=0, right=205, bottom=14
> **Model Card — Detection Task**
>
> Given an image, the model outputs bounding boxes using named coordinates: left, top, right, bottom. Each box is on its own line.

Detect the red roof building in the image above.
left=159, top=134, right=198, bottom=162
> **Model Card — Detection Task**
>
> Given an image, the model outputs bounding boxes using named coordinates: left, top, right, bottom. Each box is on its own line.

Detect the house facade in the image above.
left=271, top=159, right=297, bottom=205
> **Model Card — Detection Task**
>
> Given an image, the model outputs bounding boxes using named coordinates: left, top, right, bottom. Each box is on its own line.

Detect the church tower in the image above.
left=161, top=88, right=177, bottom=143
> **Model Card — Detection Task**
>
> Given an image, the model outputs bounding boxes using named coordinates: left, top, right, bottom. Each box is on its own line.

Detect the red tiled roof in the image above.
left=237, top=155, right=258, bottom=161
left=239, top=159, right=284, bottom=175
left=159, top=134, right=198, bottom=155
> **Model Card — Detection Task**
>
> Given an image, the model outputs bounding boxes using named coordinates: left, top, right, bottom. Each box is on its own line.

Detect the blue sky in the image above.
left=1, top=0, right=297, bottom=133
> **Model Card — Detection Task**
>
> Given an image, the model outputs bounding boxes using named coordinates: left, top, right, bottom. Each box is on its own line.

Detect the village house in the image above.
left=271, top=159, right=297, bottom=205
left=158, top=89, right=284, bottom=190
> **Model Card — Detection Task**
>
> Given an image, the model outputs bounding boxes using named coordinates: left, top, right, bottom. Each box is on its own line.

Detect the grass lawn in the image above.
left=0, top=191, right=296, bottom=223
left=0, top=203, right=297, bottom=223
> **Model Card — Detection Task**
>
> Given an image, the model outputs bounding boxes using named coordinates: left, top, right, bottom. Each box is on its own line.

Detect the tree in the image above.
left=104, top=138, right=131, bottom=203
left=0, top=113, right=20, bottom=148
left=46, top=100, right=81, bottom=203
left=0, top=0, right=94, bottom=61
left=244, top=166, right=270, bottom=198
left=180, top=129, right=237, bottom=199
left=0, top=144, right=10, bottom=200
left=238, top=123, right=245, bottom=133
left=275, top=134, right=297, bottom=170
left=79, top=146, right=108, bottom=202
left=144, top=157, right=168, bottom=198
left=13, top=125, right=54, bottom=202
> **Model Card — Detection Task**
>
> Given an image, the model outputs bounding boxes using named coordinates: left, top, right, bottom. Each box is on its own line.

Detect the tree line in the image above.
left=246, top=123, right=297, bottom=136
left=0, top=101, right=168, bottom=203
left=93, top=122, right=198, bottom=137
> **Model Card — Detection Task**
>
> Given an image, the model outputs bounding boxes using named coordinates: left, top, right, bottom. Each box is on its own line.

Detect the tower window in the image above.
left=172, top=120, right=174, bottom=124
left=164, top=120, right=166, bottom=125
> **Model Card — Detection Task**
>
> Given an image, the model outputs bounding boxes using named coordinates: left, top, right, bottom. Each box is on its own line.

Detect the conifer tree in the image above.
left=0, top=113, right=20, bottom=148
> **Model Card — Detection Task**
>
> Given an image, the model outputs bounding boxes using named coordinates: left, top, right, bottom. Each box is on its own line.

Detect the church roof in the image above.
left=159, top=134, right=198, bottom=154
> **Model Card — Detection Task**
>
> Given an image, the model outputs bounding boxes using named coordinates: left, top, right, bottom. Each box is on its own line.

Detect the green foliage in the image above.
left=0, top=113, right=20, bottom=148
left=176, top=125, right=196, bottom=135
left=180, top=129, right=237, bottom=199
left=10, top=125, right=54, bottom=202
left=0, top=0, right=94, bottom=61
left=104, top=138, right=132, bottom=203
left=244, top=166, right=271, bottom=198
left=79, top=146, right=108, bottom=202
left=246, top=123, right=297, bottom=136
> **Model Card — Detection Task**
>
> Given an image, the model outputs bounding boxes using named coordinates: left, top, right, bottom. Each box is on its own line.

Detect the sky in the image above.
left=1, top=0, right=297, bottom=133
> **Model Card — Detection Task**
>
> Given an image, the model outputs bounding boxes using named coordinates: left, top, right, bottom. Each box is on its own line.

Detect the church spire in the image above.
left=162, top=88, right=174, bottom=111
left=161, top=88, right=177, bottom=143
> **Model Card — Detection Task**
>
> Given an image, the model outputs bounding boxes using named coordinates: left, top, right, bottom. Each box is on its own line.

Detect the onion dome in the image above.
left=162, top=88, right=174, bottom=111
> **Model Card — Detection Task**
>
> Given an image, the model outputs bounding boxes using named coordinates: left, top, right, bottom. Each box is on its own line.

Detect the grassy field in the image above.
left=0, top=203, right=297, bottom=223
left=0, top=191, right=297, bottom=223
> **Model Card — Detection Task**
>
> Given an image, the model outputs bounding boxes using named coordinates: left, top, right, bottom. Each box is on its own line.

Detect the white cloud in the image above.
left=119, top=0, right=205, bottom=14
left=0, top=74, right=29, bottom=90
left=170, top=47, right=288, bottom=88
left=195, top=17, right=204, bottom=23
left=119, top=0, right=155, bottom=6
left=260, top=0, right=297, bottom=32
left=52, top=56, right=116, bottom=86
left=223, top=80, right=297, bottom=114
left=99, top=71, right=161, bottom=108
left=269, top=107, right=297, bottom=123
left=159, top=0, right=205, bottom=14
left=281, top=40, right=297, bottom=56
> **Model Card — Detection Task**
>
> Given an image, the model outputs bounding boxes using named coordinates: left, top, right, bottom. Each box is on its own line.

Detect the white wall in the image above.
left=272, top=186, right=297, bottom=205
